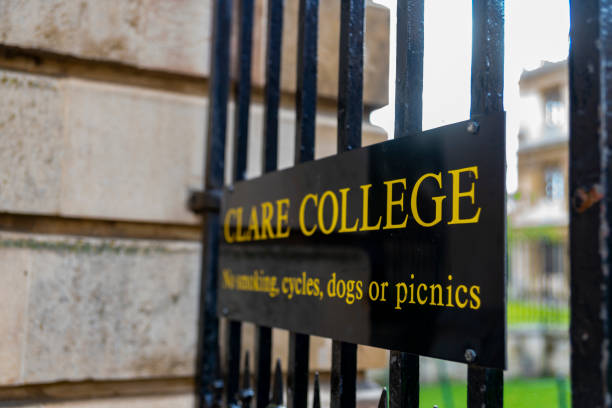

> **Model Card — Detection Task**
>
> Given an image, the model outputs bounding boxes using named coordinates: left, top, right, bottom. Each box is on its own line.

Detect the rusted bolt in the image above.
left=572, top=185, right=603, bottom=213
left=464, top=348, right=477, bottom=363
left=467, top=121, right=480, bottom=134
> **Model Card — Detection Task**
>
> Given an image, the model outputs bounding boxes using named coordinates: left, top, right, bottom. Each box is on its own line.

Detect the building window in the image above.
left=542, top=241, right=564, bottom=276
left=545, top=168, right=564, bottom=201
left=543, top=87, right=565, bottom=127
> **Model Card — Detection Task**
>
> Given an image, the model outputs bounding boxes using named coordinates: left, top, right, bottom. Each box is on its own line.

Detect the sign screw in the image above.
left=222, top=307, right=229, bottom=315
left=464, top=348, right=477, bottom=363
left=467, top=121, right=480, bottom=134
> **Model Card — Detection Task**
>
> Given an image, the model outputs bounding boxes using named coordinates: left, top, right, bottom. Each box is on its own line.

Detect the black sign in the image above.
left=218, top=113, right=506, bottom=369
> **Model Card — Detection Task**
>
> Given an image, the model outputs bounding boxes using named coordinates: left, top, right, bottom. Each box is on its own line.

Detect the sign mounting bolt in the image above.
left=464, top=348, right=477, bottom=363
left=467, top=121, right=480, bottom=134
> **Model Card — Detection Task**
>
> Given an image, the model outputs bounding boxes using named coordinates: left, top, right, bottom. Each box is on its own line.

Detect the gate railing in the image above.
left=192, top=0, right=505, bottom=407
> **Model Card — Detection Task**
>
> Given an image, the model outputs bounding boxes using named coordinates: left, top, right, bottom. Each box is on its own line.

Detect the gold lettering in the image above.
left=448, top=166, right=481, bottom=224
left=470, top=286, right=481, bottom=309
left=455, top=285, right=468, bottom=308
left=395, top=283, right=408, bottom=309
left=260, top=201, right=275, bottom=239
left=276, top=198, right=291, bottom=238
left=359, top=184, right=382, bottom=231
left=383, top=178, right=409, bottom=229
left=221, top=268, right=234, bottom=289
left=318, top=191, right=339, bottom=234
left=223, top=208, right=236, bottom=243
left=338, top=188, right=359, bottom=232
left=299, top=194, right=318, bottom=236
left=411, top=172, right=446, bottom=227
left=417, top=283, right=428, bottom=305
left=247, top=206, right=261, bottom=240
left=429, top=284, right=444, bottom=306
left=236, top=207, right=250, bottom=242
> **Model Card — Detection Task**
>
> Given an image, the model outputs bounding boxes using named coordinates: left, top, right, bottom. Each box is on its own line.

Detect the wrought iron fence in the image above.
left=192, top=0, right=504, bottom=406
left=189, top=0, right=612, bottom=407
left=508, top=236, right=569, bottom=327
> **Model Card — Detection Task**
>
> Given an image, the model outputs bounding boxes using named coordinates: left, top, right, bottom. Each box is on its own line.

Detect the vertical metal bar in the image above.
left=223, top=3, right=254, bottom=405
left=389, top=352, right=419, bottom=408
left=287, top=333, right=310, bottom=408
left=196, top=0, right=233, bottom=406
left=467, top=0, right=504, bottom=407
left=233, top=0, right=255, bottom=183
left=294, top=0, right=318, bottom=163
left=225, top=0, right=254, bottom=403
left=331, top=0, right=364, bottom=406
left=287, top=0, right=318, bottom=407
left=330, top=341, right=357, bottom=408
left=568, top=0, right=612, bottom=406
left=226, top=321, right=242, bottom=406
left=469, top=0, right=504, bottom=117
left=467, top=364, right=503, bottom=408
left=313, top=373, right=321, bottom=408
left=336, top=0, right=365, bottom=153
left=255, top=326, right=272, bottom=408
left=394, top=0, right=424, bottom=139
left=262, top=0, right=284, bottom=173
left=239, top=351, right=255, bottom=408
left=378, top=388, right=388, bottom=408
left=271, top=359, right=285, bottom=407
left=389, top=1, right=423, bottom=407
left=255, top=1, right=285, bottom=406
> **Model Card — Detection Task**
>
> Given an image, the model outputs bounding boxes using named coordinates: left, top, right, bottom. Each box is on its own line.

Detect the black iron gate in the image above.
left=190, top=0, right=612, bottom=406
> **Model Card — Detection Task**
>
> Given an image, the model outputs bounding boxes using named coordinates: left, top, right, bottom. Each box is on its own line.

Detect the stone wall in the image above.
left=0, top=0, right=389, bottom=405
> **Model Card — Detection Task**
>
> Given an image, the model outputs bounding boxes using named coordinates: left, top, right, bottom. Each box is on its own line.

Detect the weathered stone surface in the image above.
left=1, top=71, right=386, bottom=223
left=0, top=232, right=200, bottom=385
left=242, top=105, right=386, bottom=179
left=363, top=3, right=390, bottom=108
left=60, top=79, right=205, bottom=223
left=0, top=0, right=389, bottom=106
left=0, top=248, right=29, bottom=385
left=276, top=0, right=389, bottom=108
left=0, top=71, right=63, bottom=215
left=239, top=325, right=387, bottom=372
left=0, top=231, right=385, bottom=386
left=20, top=394, right=195, bottom=408
left=0, top=0, right=212, bottom=77
left=0, top=70, right=205, bottom=223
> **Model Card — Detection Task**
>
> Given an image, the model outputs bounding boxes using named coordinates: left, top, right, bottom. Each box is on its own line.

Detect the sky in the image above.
left=369, top=0, right=570, bottom=192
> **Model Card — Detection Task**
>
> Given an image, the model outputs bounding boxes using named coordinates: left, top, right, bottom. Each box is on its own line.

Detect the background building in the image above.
left=508, top=60, right=569, bottom=377
left=0, top=1, right=389, bottom=406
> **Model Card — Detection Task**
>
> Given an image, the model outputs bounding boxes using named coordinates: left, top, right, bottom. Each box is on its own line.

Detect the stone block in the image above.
left=60, top=78, right=205, bottom=224
left=0, top=0, right=388, bottom=106
left=0, top=248, right=29, bottom=385
left=0, top=71, right=63, bottom=215
left=0, top=231, right=386, bottom=386
left=20, top=394, right=195, bottom=408
left=275, top=0, right=389, bottom=107
left=239, top=325, right=387, bottom=372
left=0, top=70, right=205, bottom=223
left=0, top=0, right=212, bottom=77
left=243, top=105, right=386, bottom=180
left=1, top=70, right=385, bottom=224
left=0, top=232, right=201, bottom=385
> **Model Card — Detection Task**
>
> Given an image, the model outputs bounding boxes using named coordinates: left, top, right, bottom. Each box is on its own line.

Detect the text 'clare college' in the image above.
left=223, top=166, right=482, bottom=243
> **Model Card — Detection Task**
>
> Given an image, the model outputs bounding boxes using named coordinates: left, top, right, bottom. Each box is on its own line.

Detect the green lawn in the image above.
left=419, top=377, right=570, bottom=408
left=508, top=300, right=569, bottom=326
